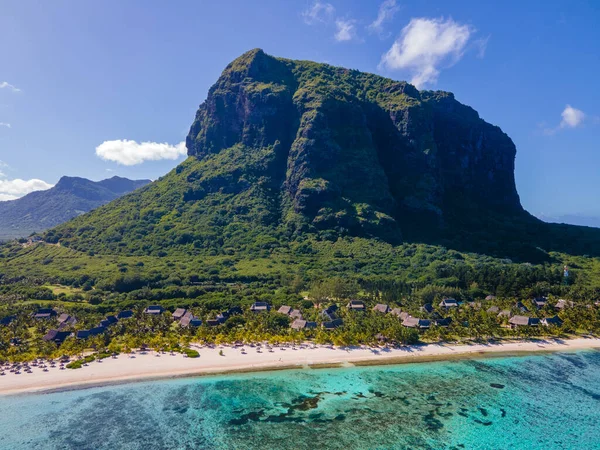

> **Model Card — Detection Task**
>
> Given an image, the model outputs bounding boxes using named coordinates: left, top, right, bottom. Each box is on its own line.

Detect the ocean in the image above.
left=1, top=350, right=599, bottom=450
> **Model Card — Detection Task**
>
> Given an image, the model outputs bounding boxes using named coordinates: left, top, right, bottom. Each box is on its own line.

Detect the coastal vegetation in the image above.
left=2, top=49, right=600, bottom=363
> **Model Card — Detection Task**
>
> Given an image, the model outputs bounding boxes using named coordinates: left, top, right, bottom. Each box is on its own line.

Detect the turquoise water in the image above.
left=1, top=351, right=600, bottom=449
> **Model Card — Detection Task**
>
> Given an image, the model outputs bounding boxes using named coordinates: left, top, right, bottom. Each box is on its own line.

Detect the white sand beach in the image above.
left=2, top=337, right=599, bottom=396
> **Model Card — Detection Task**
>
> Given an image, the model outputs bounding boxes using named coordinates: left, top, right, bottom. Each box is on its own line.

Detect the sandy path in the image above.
left=1, top=337, right=599, bottom=396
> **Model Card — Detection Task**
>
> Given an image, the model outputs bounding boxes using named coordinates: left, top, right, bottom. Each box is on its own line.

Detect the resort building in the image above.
left=373, top=304, right=390, bottom=314
left=42, top=329, right=71, bottom=345
left=33, top=308, right=57, bottom=319
left=144, top=305, right=164, bottom=315
left=278, top=305, right=293, bottom=315
left=402, top=317, right=431, bottom=329
left=172, top=308, right=187, bottom=320
left=439, top=298, right=458, bottom=309
left=541, top=316, right=563, bottom=327
left=532, top=297, right=547, bottom=309
left=508, top=316, right=540, bottom=328
left=322, top=318, right=344, bottom=330
left=291, top=319, right=317, bottom=330
left=250, top=302, right=270, bottom=312
left=321, top=305, right=339, bottom=321
left=347, top=300, right=366, bottom=311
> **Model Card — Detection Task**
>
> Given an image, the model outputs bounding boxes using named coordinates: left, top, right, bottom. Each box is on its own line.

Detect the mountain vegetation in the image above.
left=0, top=176, right=150, bottom=241
left=1, top=49, right=600, bottom=360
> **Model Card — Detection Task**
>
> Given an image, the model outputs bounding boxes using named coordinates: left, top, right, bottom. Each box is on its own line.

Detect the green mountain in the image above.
left=39, top=49, right=600, bottom=264
left=0, top=176, right=150, bottom=241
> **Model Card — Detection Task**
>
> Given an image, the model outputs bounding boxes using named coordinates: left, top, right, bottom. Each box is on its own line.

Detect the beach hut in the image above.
left=322, top=318, right=343, bottom=330
left=373, top=304, right=390, bottom=314
left=439, top=298, right=458, bottom=309
left=58, top=313, right=76, bottom=325
left=542, top=316, right=563, bottom=327
left=487, top=306, right=500, bottom=314
left=145, top=305, right=164, bottom=315
left=250, top=302, right=270, bottom=312
left=291, top=319, right=307, bottom=330
left=498, top=309, right=511, bottom=318
left=321, top=305, right=339, bottom=321
left=402, top=317, right=431, bottom=329
left=346, top=300, right=366, bottom=311
left=508, top=316, right=540, bottom=328
left=278, top=305, right=293, bottom=315
left=291, top=319, right=317, bottom=330
left=180, top=312, right=202, bottom=328
left=33, top=308, right=57, bottom=319
left=43, top=330, right=71, bottom=345
left=172, top=308, right=187, bottom=320
left=532, top=297, right=547, bottom=309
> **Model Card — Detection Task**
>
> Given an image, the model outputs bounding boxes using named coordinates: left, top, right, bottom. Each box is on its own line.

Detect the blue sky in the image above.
left=0, top=0, right=598, bottom=220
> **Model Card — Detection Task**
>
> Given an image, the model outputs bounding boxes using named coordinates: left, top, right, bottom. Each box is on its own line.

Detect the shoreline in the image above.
left=2, top=337, right=599, bottom=396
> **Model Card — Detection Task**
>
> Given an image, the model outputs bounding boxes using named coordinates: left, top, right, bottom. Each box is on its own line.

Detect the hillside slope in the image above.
left=43, top=49, right=600, bottom=262
left=0, top=176, right=150, bottom=240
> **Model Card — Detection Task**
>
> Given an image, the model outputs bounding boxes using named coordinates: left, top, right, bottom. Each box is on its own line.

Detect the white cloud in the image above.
left=474, top=35, right=490, bottom=58
left=560, top=105, right=585, bottom=129
left=0, top=82, right=20, bottom=93
left=302, top=1, right=335, bottom=25
left=0, top=122, right=11, bottom=128
left=379, top=17, right=474, bottom=88
left=542, top=105, right=586, bottom=135
left=95, top=139, right=187, bottom=166
left=334, top=19, right=357, bottom=42
left=0, top=178, right=54, bottom=201
left=368, top=0, right=400, bottom=36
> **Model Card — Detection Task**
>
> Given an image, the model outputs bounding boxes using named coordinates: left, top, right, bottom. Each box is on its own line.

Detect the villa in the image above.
left=291, top=319, right=317, bottom=330
left=250, top=302, right=270, bottom=312
left=172, top=308, right=187, bottom=320
left=542, top=316, right=563, bottom=326
left=439, top=298, right=458, bottom=309
left=508, top=316, right=540, bottom=328
left=373, top=304, right=390, bottom=313
left=402, top=317, right=431, bottom=329
left=145, top=305, right=164, bottom=315
left=33, top=308, right=57, bottom=319
left=347, top=300, right=366, bottom=311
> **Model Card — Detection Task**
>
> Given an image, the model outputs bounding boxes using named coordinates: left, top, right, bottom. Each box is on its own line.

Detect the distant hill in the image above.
left=0, top=176, right=151, bottom=240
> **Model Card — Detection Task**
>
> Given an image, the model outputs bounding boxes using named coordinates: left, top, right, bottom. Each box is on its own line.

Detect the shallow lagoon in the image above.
left=1, top=350, right=599, bottom=450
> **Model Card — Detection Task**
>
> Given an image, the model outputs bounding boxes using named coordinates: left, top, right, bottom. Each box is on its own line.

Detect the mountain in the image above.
left=41, top=49, right=600, bottom=262
left=0, top=176, right=151, bottom=240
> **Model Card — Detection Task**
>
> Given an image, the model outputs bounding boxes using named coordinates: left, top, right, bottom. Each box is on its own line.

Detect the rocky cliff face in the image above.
left=186, top=49, right=526, bottom=241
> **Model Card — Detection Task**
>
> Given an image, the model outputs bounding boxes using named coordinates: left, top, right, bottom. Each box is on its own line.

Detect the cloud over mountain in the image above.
left=95, top=139, right=186, bottom=166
